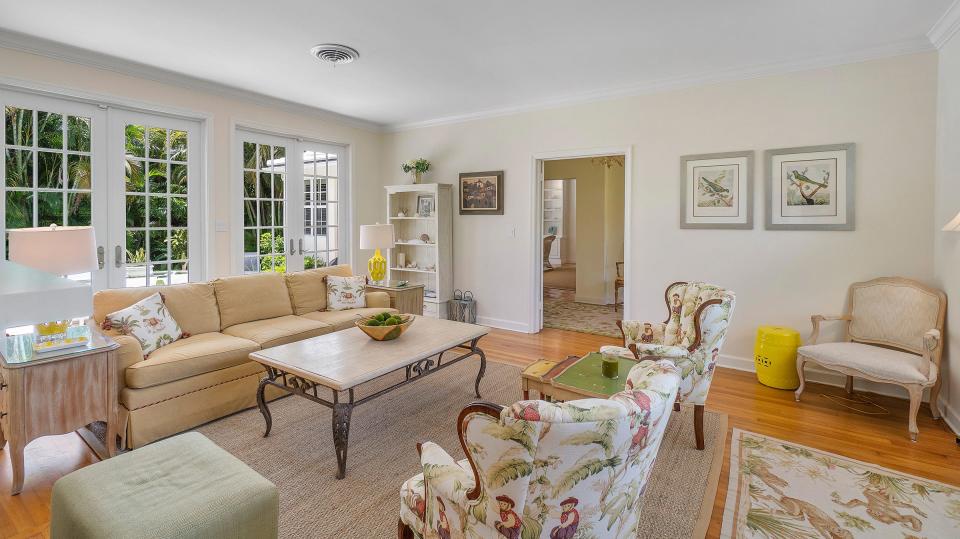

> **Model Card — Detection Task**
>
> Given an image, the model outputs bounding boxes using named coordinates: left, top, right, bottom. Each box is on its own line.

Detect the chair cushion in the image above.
left=301, top=307, right=398, bottom=331
left=222, top=315, right=331, bottom=349
left=799, top=342, right=936, bottom=385
left=94, top=282, right=220, bottom=336
left=125, top=332, right=260, bottom=389
left=285, top=264, right=354, bottom=315
left=50, top=432, right=278, bottom=539
left=213, top=273, right=294, bottom=329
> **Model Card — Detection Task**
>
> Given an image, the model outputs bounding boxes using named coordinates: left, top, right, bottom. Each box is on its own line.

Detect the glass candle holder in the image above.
left=601, top=352, right=619, bottom=379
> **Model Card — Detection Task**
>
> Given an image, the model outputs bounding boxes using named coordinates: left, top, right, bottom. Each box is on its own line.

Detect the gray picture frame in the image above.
left=764, top=143, right=855, bottom=231
left=459, top=171, right=504, bottom=215
left=680, top=151, right=754, bottom=229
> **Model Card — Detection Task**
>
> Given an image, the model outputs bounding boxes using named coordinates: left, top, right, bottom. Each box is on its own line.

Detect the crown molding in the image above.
left=0, top=29, right=385, bottom=133
left=388, top=37, right=935, bottom=132
left=929, top=0, right=960, bottom=49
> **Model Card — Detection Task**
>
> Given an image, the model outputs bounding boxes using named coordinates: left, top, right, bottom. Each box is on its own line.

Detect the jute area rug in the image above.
left=721, top=429, right=960, bottom=538
left=195, top=360, right=726, bottom=538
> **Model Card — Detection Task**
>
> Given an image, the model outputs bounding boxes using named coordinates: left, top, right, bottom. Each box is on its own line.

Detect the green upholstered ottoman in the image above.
left=50, top=432, right=278, bottom=539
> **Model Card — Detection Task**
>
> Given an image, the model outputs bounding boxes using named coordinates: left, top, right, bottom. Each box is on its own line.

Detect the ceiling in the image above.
left=0, top=0, right=954, bottom=129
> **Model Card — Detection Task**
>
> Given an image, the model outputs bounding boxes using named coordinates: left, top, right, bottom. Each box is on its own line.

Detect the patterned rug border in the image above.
left=720, top=428, right=960, bottom=538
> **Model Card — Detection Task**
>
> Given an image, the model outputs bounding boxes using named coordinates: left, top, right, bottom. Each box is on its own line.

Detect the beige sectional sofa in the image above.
left=92, top=264, right=395, bottom=449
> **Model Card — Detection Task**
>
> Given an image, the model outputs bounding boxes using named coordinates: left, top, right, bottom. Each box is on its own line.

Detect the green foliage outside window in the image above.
left=257, top=231, right=323, bottom=273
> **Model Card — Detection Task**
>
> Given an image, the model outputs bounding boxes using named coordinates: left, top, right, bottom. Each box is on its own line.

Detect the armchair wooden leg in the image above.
left=907, top=385, right=922, bottom=442
left=794, top=357, right=807, bottom=402
left=694, top=404, right=705, bottom=450
left=398, top=518, right=414, bottom=539
left=844, top=375, right=854, bottom=395
left=930, top=379, right=943, bottom=420
left=674, top=401, right=681, bottom=412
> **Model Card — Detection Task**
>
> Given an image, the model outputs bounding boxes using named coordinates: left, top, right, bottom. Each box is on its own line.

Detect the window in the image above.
left=235, top=131, right=348, bottom=274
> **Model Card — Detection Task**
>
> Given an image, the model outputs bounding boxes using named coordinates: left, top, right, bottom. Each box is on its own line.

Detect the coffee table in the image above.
left=249, top=315, right=488, bottom=479
left=521, top=352, right=638, bottom=401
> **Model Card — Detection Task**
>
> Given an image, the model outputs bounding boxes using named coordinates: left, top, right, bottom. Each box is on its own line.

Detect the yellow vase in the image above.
left=368, top=248, right=387, bottom=282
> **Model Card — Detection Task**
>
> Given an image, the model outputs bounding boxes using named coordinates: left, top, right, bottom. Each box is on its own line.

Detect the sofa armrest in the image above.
left=366, top=291, right=391, bottom=309
left=112, top=335, right=144, bottom=393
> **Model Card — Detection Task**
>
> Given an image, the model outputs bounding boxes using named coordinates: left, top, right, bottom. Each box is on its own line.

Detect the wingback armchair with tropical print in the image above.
left=600, top=281, right=735, bottom=450
left=398, top=359, right=681, bottom=539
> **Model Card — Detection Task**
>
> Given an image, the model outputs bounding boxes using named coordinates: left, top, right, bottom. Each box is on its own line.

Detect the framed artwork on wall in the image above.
left=680, top=151, right=753, bottom=229
left=459, top=171, right=504, bottom=215
left=765, top=143, right=855, bottom=230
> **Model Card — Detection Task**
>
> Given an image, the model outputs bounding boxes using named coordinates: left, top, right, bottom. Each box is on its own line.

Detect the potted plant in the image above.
left=401, top=158, right=431, bottom=184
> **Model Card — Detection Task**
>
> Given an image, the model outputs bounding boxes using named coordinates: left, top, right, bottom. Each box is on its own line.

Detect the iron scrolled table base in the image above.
left=255, top=336, right=487, bottom=479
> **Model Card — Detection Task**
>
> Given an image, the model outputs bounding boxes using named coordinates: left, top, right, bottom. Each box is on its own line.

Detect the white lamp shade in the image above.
left=359, top=223, right=395, bottom=250
left=0, top=261, right=92, bottom=330
left=944, top=211, right=960, bottom=231
left=8, top=225, right=98, bottom=276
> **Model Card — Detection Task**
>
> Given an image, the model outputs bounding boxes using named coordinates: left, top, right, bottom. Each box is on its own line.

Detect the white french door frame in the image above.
left=1, top=77, right=213, bottom=289
left=0, top=89, right=109, bottom=289
left=107, top=109, right=204, bottom=288
left=231, top=124, right=351, bottom=275
left=530, top=146, right=633, bottom=332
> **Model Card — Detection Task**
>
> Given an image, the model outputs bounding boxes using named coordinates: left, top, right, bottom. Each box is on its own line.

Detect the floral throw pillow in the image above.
left=103, top=293, right=182, bottom=355
left=326, top=275, right=367, bottom=311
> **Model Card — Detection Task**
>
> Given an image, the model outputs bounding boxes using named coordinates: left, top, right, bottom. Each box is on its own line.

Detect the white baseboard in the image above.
left=477, top=316, right=531, bottom=333
left=718, top=353, right=933, bottom=404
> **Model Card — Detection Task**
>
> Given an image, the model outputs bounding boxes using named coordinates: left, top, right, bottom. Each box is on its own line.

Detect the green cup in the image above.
left=601, top=353, right=619, bottom=379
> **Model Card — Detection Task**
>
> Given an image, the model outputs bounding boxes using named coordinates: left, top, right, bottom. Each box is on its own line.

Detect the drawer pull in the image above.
left=0, top=382, right=6, bottom=390
left=0, top=412, right=6, bottom=419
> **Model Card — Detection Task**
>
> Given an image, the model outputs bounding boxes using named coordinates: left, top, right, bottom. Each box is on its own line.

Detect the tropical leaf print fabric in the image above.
left=722, top=429, right=960, bottom=538
left=601, top=282, right=735, bottom=405
left=103, top=292, right=182, bottom=355
left=399, top=359, right=681, bottom=538
left=326, top=275, right=367, bottom=311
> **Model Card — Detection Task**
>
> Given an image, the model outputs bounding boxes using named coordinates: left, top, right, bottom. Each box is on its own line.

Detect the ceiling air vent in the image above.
left=309, top=44, right=360, bottom=65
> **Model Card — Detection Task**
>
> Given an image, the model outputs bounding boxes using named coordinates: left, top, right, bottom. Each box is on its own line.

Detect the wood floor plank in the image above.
left=1, top=326, right=957, bottom=538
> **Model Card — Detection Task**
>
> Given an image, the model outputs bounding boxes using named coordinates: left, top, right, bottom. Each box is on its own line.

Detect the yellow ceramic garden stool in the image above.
left=753, top=326, right=802, bottom=390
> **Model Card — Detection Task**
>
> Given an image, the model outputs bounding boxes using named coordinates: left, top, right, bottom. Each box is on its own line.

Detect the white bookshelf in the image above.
left=543, top=179, right=564, bottom=264
left=385, top=183, right=453, bottom=318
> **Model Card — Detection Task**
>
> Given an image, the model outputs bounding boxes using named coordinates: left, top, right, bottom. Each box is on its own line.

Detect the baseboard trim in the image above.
left=477, top=316, right=531, bottom=333
left=718, top=353, right=932, bottom=403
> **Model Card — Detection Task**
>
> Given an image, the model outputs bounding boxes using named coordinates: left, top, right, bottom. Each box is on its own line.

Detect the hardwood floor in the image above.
left=2, top=327, right=958, bottom=538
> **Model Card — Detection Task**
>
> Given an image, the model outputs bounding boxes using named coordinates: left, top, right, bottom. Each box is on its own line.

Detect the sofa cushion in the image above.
left=222, top=315, right=331, bottom=349
left=302, top=307, right=399, bottom=332
left=285, top=264, right=354, bottom=315
left=213, top=273, right=294, bottom=329
left=326, top=275, right=367, bottom=311
left=799, top=342, right=936, bottom=385
left=121, top=361, right=265, bottom=411
left=94, top=282, right=220, bottom=336
left=125, top=333, right=260, bottom=389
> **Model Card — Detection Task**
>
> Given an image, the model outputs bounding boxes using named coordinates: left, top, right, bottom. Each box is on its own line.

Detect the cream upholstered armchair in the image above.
left=601, top=281, right=735, bottom=450
left=398, top=360, right=681, bottom=539
left=795, top=277, right=946, bottom=441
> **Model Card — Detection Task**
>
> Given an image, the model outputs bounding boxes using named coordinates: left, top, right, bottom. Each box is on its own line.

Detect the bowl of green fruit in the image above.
left=355, top=312, right=415, bottom=341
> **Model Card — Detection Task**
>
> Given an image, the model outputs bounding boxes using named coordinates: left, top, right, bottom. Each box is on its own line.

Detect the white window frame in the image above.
left=231, top=126, right=350, bottom=275
left=1, top=78, right=211, bottom=290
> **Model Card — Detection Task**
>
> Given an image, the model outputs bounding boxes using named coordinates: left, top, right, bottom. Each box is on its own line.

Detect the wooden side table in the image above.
left=0, top=326, right=119, bottom=495
left=521, top=353, right=638, bottom=402
left=366, top=282, right=425, bottom=315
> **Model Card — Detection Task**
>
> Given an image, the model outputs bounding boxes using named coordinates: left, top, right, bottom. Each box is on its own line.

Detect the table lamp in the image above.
left=359, top=223, right=394, bottom=284
left=6, top=224, right=98, bottom=344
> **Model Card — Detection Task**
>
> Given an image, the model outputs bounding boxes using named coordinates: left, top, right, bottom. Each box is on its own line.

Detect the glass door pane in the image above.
left=240, top=134, right=292, bottom=273
left=1, top=91, right=106, bottom=288
left=301, top=144, right=345, bottom=269
left=110, top=110, right=201, bottom=288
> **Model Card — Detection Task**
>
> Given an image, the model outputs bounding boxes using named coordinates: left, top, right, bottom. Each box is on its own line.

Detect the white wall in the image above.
left=933, top=32, right=960, bottom=434
left=562, top=179, right=576, bottom=264
left=383, top=53, right=938, bottom=360
left=0, top=46, right=383, bottom=279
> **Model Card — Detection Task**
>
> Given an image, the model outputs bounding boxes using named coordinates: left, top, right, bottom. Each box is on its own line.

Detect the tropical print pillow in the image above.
left=103, top=293, right=182, bottom=355
left=326, top=275, right=367, bottom=311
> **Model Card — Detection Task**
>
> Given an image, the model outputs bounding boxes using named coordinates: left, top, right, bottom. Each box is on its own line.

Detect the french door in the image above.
left=108, top=110, right=202, bottom=287
left=2, top=88, right=204, bottom=291
left=236, top=129, right=348, bottom=274
left=1, top=90, right=109, bottom=288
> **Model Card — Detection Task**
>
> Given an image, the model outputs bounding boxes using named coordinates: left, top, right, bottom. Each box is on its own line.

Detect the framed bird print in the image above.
left=680, top=151, right=753, bottom=229
left=765, top=143, right=855, bottom=230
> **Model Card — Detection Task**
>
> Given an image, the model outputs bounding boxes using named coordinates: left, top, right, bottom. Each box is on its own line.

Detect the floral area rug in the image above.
left=721, top=429, right=960, bottom=538
left=543, top=295, right=621, bottom=338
